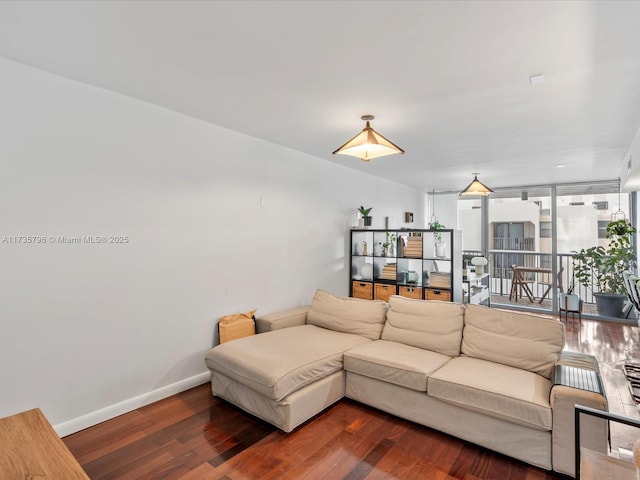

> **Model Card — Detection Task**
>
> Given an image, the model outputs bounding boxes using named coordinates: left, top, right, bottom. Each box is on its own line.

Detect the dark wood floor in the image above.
left=63, top=318, right=640, bottom=480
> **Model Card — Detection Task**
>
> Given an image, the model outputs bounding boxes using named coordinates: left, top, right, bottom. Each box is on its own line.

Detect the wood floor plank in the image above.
left=113, top=452, right=176, bottom=480
left=64, top=411, right=153, bottom=464
left=369, top=447, right=420, bottom=479
left=176, top=462, right=217, bottom=480
left=342, top=438, right=394, bottom=480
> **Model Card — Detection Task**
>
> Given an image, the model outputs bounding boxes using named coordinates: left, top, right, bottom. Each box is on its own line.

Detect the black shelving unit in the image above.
left=349, top=228, right=462, bottom=303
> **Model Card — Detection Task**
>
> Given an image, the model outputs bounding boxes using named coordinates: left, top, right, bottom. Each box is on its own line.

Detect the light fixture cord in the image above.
left=618, top=178, right=622, bottom=210
left=612, top=177, right=626, bottom=221
left=430, top=189, right=437, bottom=223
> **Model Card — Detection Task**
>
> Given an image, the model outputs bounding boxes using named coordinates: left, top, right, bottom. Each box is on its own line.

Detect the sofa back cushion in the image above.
left=306, top=289, right=388, bottom=340
left=461, top=304, right=564, bottom=379
left=381, top=295, right=465, bottom=357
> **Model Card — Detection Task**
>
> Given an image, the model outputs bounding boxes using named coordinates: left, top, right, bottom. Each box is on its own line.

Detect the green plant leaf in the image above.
left=571, top=219, right=637, bottom=294
left=358, top=206, right=372, bottom=216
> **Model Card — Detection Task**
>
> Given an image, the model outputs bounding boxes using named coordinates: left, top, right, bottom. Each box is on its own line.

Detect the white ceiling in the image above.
left=2, top=0, right=640, bottom=192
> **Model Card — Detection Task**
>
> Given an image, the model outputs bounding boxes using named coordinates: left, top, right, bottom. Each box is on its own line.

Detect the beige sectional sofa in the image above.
left=205, top=290, right=608, bottom=477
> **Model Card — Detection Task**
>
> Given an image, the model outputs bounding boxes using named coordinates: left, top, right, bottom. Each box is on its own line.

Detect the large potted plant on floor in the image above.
left=572, top=219, right=637, bottom=318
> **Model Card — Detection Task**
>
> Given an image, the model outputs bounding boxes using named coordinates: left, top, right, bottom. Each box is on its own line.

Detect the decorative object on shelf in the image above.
left=572, top=219, right=637, bottom=318
left=404, top=234, right=423, bottom=258
left=385, top=216, right=400, bottom=229
left=362, top=241, right=368, bottom=256
left=358, top=206, right=372, bottom=227
left=429, top=272, right=451, bottom=288
left=379, top=263, right=397, bottom=280
left=471, top=256, right=488, bottom=275
left=429, top=217, right=447, bottom=258
left=360, top=263, right=373, bottom=280
left=459, top=173, right=494, bottom=196
left=387, top=232, right=396, bottom=257
left=333, top=114, right=404, bottom=162
left=379, top=232, right=397, bottom=257
left=406, top=270, right=418, bottom=283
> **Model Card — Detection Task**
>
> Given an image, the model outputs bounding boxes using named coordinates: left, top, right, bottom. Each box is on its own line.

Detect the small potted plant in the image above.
left=378, top=232, right=397, bottom=257
left=386, top=232, right=397, bottom=257
left=429, top=219, right=447, bottom=257
left=358, top=206, right=372, bottom=228
left=572, top=219, right=637, bottom=317
left=559, top=280, right=580, bottom=312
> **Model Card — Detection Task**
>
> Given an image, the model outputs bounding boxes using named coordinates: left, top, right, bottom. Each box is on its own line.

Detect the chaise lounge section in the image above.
left=205, top=289, right=607, bottom=477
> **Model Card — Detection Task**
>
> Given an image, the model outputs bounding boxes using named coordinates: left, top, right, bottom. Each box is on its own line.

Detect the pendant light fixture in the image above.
left=460, top=173, right=494, bottom=196
left=333, top=114, right=404, bottom=162
left=429, top=189, right=440, bottom=228
left=611, top=177, right=626, bottom=221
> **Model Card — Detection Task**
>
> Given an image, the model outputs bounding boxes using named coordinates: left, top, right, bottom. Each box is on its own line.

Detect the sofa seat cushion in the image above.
left=205, top=324, right=370, bottom=401
left=428, top=356, right=552, bottom=430
left=344, top=340, right=452, bottom=392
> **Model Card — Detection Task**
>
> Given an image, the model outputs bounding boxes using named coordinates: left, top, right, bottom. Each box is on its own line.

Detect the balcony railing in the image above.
left=492, top=237, right=535, bottom=251
left=470, top=250, right=600, bottom=309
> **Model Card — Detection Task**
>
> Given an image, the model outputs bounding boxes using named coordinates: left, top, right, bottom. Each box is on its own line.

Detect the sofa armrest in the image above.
left=550, top=352, right=608, bottom=477
left=255, top=306, right=310, bottom=333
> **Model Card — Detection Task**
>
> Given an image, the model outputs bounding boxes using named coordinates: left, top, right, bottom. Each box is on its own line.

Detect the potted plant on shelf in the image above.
left=572, top=219, right=637, bottom=318
left=358, top=206, right=372, bottom=228
left=378, top=232, right=397, bottom=257
left=428, top=219, right=447, bottom=257
left=387, top=232, right=397, bottom=257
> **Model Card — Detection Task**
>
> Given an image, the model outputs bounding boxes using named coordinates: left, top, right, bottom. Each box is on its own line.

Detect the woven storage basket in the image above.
left=218, top=310, right=256, bottom=344
left=425, top=289, right=451, bottom=301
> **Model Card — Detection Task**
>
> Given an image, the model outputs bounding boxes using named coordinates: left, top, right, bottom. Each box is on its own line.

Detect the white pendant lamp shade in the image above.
left=460, top=173, right=494, bottom=196
left=333, top=115, right=404, bottom=162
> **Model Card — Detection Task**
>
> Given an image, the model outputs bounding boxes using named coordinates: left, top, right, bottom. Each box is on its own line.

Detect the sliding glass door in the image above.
left=457, top=180, right=633, bottom=319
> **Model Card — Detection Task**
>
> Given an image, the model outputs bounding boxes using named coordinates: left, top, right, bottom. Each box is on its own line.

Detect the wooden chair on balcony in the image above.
left=509, top=264, right=535, bottom=302
left=538, top=266, right=564, bottom=304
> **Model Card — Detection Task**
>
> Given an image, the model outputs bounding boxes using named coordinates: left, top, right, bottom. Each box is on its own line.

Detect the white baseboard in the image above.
left=54, top=371, right=211, bottom=437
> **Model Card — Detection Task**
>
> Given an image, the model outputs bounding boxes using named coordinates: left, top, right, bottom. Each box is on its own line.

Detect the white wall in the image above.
left=424, top=193, right=458, bottom=229
left=458, top=208, right=482, bottom=251
left=0, top=58, right=422, bottom=434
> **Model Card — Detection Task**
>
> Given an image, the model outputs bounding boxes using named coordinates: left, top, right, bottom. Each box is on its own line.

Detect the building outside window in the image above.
left=457, top=180, right=632, bottom=318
